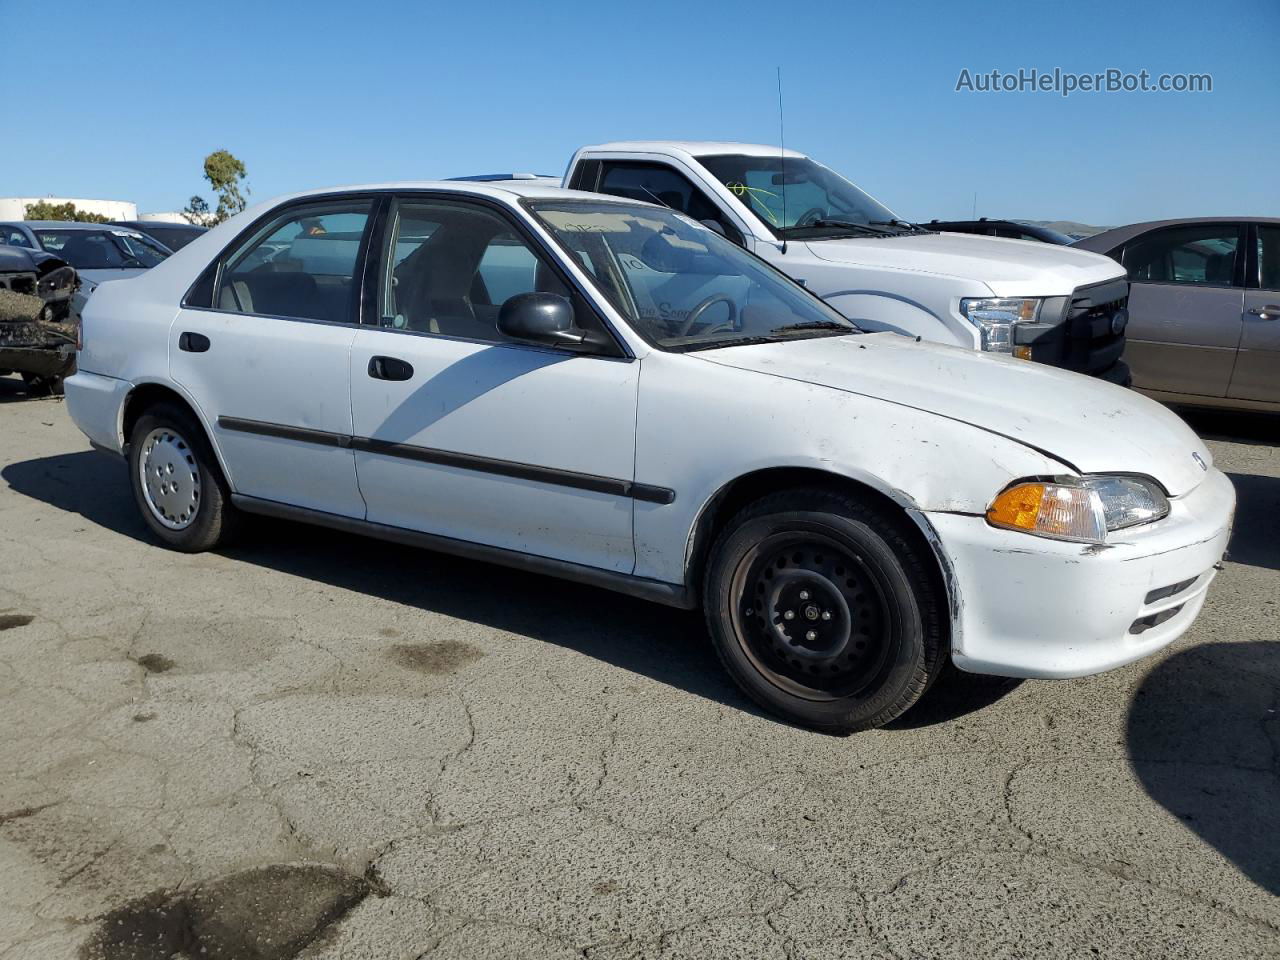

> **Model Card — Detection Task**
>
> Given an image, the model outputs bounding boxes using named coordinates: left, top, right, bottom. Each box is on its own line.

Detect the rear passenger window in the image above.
left=217, top=202, right=372, bottom=323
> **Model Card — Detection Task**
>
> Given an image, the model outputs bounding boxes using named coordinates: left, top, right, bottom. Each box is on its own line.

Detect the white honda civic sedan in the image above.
left=65, top=180, right=1235, bottom=732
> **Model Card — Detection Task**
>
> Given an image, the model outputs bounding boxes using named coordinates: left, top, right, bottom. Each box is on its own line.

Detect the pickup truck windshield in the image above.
left=529, top=200, right=857, bottom=351
left=697, top=154, right=904, bottom=239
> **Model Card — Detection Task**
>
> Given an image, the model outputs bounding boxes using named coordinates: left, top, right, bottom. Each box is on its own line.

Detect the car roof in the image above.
left=1075, top=216, right=1280, bottom=250
left=257, top=180, right=659, bottom=206
left=111, top=220, right=206, bottom=230
left=927, top=218, right=1023, bottom=228
left=927, top=218, right=1064, bottom=234
left=2, top=220, right=143, bottom=231
left=580, top=140, right=807, bottom=159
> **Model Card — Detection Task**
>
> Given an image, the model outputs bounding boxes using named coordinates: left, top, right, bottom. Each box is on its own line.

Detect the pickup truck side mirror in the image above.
left=497, top=292, right=589, bottom=347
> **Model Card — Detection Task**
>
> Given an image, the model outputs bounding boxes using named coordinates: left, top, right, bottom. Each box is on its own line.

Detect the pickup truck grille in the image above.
left=1065, top=278, right=1129, bottom=383
left=1015, top=277, right=1130, bottom=384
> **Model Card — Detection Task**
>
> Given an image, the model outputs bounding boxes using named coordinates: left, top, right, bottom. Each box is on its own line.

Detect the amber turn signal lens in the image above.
left=987, top=482, right=1046, bottom=532
left=1013, top=345, right=1033, bottom=360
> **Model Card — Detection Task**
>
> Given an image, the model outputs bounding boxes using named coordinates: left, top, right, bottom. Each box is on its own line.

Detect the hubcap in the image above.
left=731, top=532, right=894, bottom=701
left=138, top=427, right=201, bottom=530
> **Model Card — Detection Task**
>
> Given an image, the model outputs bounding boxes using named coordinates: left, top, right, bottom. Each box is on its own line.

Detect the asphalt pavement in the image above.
left=0, top=375, right=1277, bottom=959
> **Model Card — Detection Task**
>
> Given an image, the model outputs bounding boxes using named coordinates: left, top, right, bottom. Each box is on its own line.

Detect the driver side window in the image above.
left=379, top=198, right=590, bottom=344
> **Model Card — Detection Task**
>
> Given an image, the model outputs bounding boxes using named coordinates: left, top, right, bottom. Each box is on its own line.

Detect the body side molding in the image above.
left=216, top=416, right=675, bottom=504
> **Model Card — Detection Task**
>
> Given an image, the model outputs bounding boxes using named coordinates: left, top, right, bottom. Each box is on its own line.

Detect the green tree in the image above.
left=184, top=150, right=249, bottom=226
left=182, top=195, right=212, bottom=227
left=23, top=200, right=110, bottom=223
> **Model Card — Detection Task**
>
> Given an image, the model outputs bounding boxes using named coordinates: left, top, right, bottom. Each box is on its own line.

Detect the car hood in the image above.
left=697, top=333, right=1212, bottom=497
left=77, top=268, right=149, bottom=287
left=804, top=233, right=1123, bottom=296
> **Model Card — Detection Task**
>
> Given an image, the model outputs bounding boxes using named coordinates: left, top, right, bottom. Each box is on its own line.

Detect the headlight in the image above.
left=36, top=265, right=78, bottom=301
left=960, top=297, right=1043, bottom=354
left=987, top=476, right=1170, bottom=544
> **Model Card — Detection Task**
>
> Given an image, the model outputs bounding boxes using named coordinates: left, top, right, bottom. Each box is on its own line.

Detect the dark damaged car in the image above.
left=0, top=245, right=79, bottom=394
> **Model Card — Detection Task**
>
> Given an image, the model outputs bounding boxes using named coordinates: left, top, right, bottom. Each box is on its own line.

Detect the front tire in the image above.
left=127, top=402, right=239, bottom=552
left=703, top=489, right=945, bottom=733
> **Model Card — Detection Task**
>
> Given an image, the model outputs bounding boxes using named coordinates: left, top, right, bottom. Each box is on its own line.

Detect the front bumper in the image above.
left=928, top=466, right=1235, bottom=678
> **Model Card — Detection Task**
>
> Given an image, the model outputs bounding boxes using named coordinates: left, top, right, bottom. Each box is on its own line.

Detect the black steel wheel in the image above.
left=732, top=530, right=896, bottom=701
left=704, top=488, right=945, bottom=732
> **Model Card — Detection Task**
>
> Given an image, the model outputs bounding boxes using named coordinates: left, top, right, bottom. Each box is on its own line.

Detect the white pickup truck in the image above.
left=562, top=142, right=1131, bottom=383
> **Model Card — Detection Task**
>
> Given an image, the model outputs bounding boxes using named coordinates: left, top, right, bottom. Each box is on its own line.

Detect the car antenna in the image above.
left=777, top=66, right=788, bottom=254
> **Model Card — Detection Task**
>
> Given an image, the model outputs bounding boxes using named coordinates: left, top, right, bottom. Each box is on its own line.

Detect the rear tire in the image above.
left=127, top=402, right=239, bottom=552
left=703, top=488, right=945, bottom=733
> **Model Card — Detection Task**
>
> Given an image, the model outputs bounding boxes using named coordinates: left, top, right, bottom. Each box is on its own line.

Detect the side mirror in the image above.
left=497, top=292, right=586, bottom=346
left=699, top=219, right=727, bottom=237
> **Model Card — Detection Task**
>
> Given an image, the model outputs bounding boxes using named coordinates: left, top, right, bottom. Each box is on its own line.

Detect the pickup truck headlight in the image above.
left=960, top=297, right=1043, bottom=354
left=987, top=476, right=1170, bottom=544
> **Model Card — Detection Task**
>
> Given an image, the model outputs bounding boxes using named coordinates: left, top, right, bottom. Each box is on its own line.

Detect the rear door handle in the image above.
left=178, top=332, right=210, bottom=352
left=1247, top=305, right=1280, bottom=320
left=367, top=356, right=414, bottom=381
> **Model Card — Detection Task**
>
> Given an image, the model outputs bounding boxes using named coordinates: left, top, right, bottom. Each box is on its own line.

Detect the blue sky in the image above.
left=3, top=0, right=1276, bottom=225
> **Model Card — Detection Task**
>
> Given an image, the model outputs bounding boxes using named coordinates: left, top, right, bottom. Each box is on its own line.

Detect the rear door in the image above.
left=348, top=194, right=640, bottom=573
left=169, top=197, right=374, bottom=517
left=1229, top=223, right=1280, bottom=404
left=1118, top=222, right=1246, bottom=398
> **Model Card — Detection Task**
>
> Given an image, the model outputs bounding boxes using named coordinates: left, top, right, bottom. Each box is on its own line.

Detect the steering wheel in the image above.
left=677, top=293, right=738, bottom=337
left=794, top=207, right=828, bottom=228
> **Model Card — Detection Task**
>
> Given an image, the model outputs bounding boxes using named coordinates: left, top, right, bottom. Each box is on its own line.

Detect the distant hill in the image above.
left=1017, top=220, right=1112, bottom=239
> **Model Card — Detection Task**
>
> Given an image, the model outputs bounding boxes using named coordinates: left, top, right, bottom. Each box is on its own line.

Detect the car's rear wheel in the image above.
left=704, top=488, right=945, bottom=733
left=127, top=402, right=239, bottom=551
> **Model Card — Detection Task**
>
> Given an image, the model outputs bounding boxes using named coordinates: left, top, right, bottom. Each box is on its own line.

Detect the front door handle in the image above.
left=178, top=332, right=210, bottom=353
left=367, top=356, right=414, bottom=381
left=1247, top=305, right=1280, bottom=320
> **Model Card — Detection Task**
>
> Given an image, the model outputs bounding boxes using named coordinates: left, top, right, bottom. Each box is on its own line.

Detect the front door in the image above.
left=348, top=195, right=639, bottom=573
left=1229, top=224, right=1280, bottom=404
left=1120, top=222, right=1245, bottom=398
left=169, top=198, right=374, bottom=518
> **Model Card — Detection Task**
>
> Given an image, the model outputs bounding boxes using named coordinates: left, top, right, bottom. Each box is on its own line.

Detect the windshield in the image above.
left=528, top=200, right=858, bottom=350
left=698, top=154, right=906, bottom=239
left=34, top=229, right=170, bottom=270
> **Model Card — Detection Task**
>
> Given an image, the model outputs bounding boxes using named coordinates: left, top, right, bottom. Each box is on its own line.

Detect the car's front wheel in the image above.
left=703, top=488, right=945, bottom=733
left=127, top=402, right=239, bottom=551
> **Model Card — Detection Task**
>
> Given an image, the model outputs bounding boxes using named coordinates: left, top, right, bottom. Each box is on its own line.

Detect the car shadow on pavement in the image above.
left=1, top=450, right=753, bottom=714
left=1225, top=472, right=1280, bottom=572
left=0, top=374, right=45, bottom=403
left=1126, top=642, right=1280, bottom=896
left=885, top=665, right=1022, bottom=729
left=1177, top=407, right=1280, bottom=449
left=5, top=448, right=1021, bottom=731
